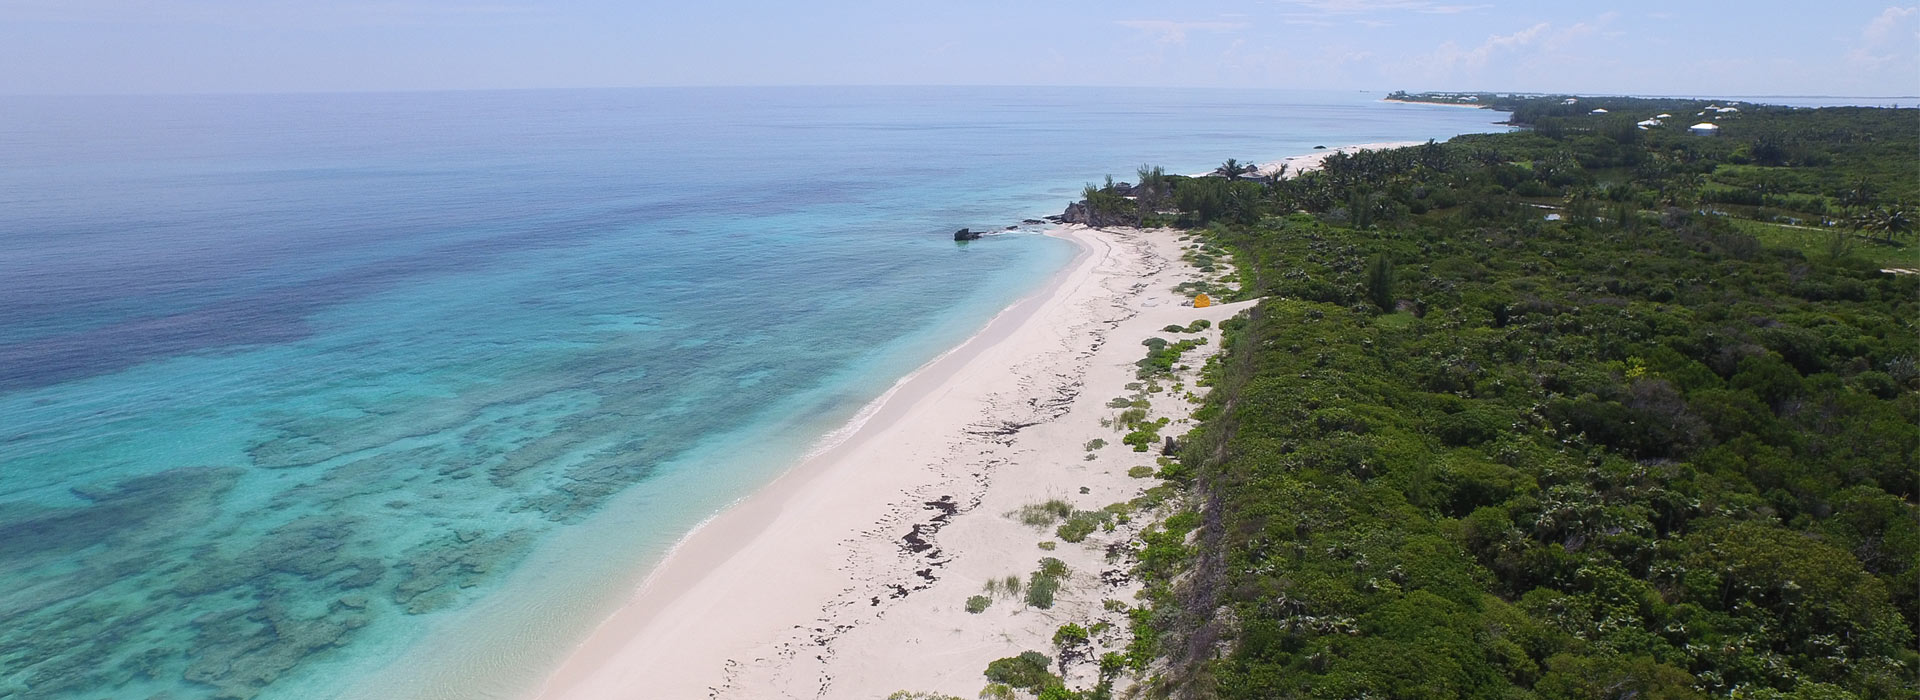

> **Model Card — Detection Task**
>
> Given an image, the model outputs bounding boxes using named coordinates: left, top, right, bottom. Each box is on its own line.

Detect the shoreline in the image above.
left=1253, top=140, right=1428, bottom=178
left=530, top=221, right=1254, bottom=698
left=525, top=141, right=1412, bottom=699
left=1381, top=97, right=1494, bottom=109
left=530, top=225, right=1104, bottom=698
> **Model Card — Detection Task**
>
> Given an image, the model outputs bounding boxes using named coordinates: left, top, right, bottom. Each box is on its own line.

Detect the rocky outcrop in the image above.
left=1061, top=201, right=1134, bottom=228
left=953, top=228, right=983, bottom=241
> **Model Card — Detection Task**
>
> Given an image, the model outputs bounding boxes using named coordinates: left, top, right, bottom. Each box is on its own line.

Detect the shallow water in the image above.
left=0, top=87, right=1505, bottom=699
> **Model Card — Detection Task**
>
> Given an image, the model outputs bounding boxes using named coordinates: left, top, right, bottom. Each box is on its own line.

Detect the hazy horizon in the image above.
left=3, top=1, right=1915, bottom=97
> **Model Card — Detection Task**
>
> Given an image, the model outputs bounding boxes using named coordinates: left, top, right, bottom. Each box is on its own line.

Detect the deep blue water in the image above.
left=0, top=87, right=1507, bottom=699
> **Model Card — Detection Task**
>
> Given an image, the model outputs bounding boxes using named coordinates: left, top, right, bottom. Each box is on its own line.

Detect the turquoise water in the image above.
left=0, top=87, right=1507, bottom=699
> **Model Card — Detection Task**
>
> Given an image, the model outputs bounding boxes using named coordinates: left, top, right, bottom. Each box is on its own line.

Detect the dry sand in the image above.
left=532, top=141, right=1410, bottom=700
left=1252, top=140, right=1427, bottom=179
left=1183, top=141, right=1423, bottom=179
left=532, top=224, right=1249, bottom=700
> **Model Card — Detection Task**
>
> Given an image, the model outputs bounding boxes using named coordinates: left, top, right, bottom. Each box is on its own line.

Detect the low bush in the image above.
left=1025, top=575, right=1060, bottom=609
left=1025, top=557, right=1070, bottom=609
left=983, top=651, right=1055, bottom=690
left=1014, top=500, right=1074, bottom=526
left=1055, top=510, right=1113, bottom=543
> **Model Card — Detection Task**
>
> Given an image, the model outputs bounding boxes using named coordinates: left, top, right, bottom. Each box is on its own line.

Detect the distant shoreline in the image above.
left=1382, top=97, right=1493, bottom=109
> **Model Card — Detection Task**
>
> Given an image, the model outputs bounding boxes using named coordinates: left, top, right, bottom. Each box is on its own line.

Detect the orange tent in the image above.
left=1193, top=293, right=1212, bottom=308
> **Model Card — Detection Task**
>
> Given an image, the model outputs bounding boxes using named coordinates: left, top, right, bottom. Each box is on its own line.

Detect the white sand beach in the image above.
left=1185, top=141, right=1423, bottom=179
left=532, top=144, right=1394, bottom=700
left=530, top=223, right=1246, bottom=700
left=1252, top=140, right=1427, bottom=178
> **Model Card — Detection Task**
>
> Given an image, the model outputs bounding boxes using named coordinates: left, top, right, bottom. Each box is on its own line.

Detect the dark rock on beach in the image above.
left=1061, top=200, right=1133, bottom=228
left=953, top=228, right=983, bottom=241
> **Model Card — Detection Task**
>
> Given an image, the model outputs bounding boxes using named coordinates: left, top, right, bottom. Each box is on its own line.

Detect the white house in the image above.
left=1637, top=118, right=1663, bottom=129
left=1656, top=113, right=1673, bottom=118
left=1689, top=122, right=1721, bottom=136
left=1590, top=108, right=1609, bottom=114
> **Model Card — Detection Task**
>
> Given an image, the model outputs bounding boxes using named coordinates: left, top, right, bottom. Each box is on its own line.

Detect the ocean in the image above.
left=0, top=87, right=1507, bottom=699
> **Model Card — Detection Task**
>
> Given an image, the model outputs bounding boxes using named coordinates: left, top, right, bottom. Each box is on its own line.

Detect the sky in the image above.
left=0, top=0, right=1915, bottom=96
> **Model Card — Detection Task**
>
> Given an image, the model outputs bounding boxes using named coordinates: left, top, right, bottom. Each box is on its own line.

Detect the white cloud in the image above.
left=1276, top=1, right=1490, bottom=15
left=1864, top=5, right=1918, bottom=40
left=1445, top=22, right=1549, bottom=69
left=1848, top=6, right=1919, bottom=69
left=1420, top=12, right=1616, bottom=72
left=1115, top=19, right=1248, bottom=45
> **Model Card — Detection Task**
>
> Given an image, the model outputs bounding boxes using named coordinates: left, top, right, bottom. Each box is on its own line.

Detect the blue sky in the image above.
left=2, top=0, right=1914, bottom=95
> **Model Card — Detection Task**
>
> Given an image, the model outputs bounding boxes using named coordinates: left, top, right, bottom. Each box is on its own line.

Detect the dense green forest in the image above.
left=1086, top=98, right=1917, bottom=699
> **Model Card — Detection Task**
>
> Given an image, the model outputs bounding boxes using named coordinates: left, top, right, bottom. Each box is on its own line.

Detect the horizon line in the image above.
left=1, top=84, right=1913, bottom=101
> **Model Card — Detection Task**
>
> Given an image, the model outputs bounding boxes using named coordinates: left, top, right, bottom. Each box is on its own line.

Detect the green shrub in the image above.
left=1025, top=574, right=1060, bottom=609
left=1127, top=466, right=1155, bottom=478
left=965, top=595, right=992, bottom=614
left=1036, top=683, right=1073, bottom=700
left=1023, top=558, right=1069, bottom=609
left=1037, top=541, right=1056, bottom=551
left=1015, top=500, right=1074, bottom=526
left=1053, top=623, right=1090, bottom=655
left=1163, top=324, right=1187, bottom=333
left=1122, top=430, right=1155, bottom=451
left=1083, top=438, right=1106, bottom=450
left=983, top=651, right=1055, bottom=690
left=1184, top=319, right=1212, bottom=332
left=1037, top=557, right=1070, bottom=579
left=1055, top=510, right=1112, bottom=543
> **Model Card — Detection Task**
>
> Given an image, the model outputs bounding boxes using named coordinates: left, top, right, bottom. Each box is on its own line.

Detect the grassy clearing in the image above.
left=1729, top=218, right=1919, bottom=268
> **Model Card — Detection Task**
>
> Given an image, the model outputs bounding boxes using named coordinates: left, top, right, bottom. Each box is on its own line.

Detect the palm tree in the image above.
left=1134, top=165, right=1169, bottom=225
left=1214, top=158, right=1256, bottom=181
left=1841, top=176, right=1876, bottom=208
left=1260, top=163, right=1289, bottom=188
left=1859, top=207, right=1913, bottom=243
